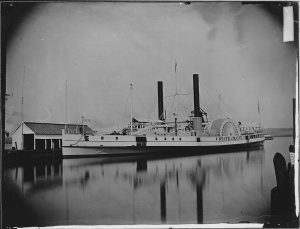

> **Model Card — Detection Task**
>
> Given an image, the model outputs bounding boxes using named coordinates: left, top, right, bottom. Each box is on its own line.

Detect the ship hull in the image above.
left=62, top=137, right=265, bottom=158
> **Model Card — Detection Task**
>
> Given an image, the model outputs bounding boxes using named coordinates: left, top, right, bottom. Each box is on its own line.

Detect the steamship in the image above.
left=62, top=74, right=265, bottom=157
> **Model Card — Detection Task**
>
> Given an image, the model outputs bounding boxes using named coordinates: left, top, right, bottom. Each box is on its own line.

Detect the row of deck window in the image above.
left=155, top=137, right=182, bottom=141
left=250, top=134, right=263, bottom=139
left=99, top=136, right=183, bottom=141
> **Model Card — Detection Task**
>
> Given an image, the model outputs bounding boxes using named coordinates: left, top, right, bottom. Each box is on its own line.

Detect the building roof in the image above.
left=23, top=122, right=94, bottom=135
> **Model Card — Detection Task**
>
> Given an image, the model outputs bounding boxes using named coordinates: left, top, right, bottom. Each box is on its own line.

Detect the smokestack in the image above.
left=193, top=74, right=201, bottom=117
left=193, top=74, right=202, bottom=135
left=157, top=81, right=164, bottom=120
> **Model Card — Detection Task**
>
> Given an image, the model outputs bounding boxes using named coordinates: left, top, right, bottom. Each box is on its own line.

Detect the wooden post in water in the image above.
left=271, top=153, right=293, bottom=216
left=293, top=98, right=296, bottom=146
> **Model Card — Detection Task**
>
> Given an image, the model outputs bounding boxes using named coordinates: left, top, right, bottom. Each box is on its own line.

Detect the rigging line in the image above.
left=147, top=95, right=158, bottom=119
left=122, top=88, right=131, bottom=120
left=219, top=96, right=234, bottom=118
left=198, top=89, right=213, bottom=119
left=213, top=91, right=231, bottom=118
left=164, top=97, right=173, bottom=120
left=164, top=92, right=193, bottom=98
left=167, top=94, right=192, bottom=118
left=201, top=86, right=217, bottom=115
left=133, top=90, right=151, bottom=114
left=202, top=85, right=226, bottom=118
left=177, top=95, right=192, bottom=117
left=200, top=83, right=222, bottom=115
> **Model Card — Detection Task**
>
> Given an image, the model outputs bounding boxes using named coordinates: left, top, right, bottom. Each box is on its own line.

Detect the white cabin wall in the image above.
left=12, top=123, right=34, bottom=150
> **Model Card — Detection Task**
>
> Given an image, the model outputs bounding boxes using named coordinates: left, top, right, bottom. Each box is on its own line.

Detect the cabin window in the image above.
left=101, top=136, right=104, bottom=140
left=164, top=137, right=167, bottom=141
left=116, top=137, right=118, bottom=140
left=172, top=137, right=174, bottom=141
left=155, top=137, right=158, bottom=140
left=179, top=137, right=182, bottom=141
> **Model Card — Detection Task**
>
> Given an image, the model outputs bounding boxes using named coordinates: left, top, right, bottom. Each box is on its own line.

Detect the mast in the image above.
left=65, top=80, right=68, bottom=131
left=174, top=59, right=178, bottom=117
left=130, top=83, right=133, bottom=134
left=21, top=66, right=25, bottom=149
left=81, top=115, right=84, bottom=134
left=258, top=99, right=261, bottom=129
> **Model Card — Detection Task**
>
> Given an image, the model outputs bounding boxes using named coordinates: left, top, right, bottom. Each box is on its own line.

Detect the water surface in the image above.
left=3, top=137, right=293, bottom=226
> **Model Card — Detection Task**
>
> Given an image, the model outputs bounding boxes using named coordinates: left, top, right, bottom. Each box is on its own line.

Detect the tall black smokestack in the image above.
left=193, top=74, right=201, bottom=117
left=157, top=81, right=164, bottom=120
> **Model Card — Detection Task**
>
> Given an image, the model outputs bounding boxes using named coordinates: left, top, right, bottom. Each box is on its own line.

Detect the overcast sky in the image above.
left=5, top=2, right=296, bottom=132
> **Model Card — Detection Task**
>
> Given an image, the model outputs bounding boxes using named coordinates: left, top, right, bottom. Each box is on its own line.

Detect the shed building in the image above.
left=12, top=122, right=94, bottom=150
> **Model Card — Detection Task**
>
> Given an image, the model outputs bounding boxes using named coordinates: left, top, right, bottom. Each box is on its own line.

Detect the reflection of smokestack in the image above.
left=196, top=160, right=204, bottom=223
left=193, top=74, right=202, bottom=134
left=160, top=180, right=166, bottom=222
left=158, top=81, right=164, bottom=120
left=196, top=181, right=203, bottom=223
left=193, top=74, right=201, bottom=117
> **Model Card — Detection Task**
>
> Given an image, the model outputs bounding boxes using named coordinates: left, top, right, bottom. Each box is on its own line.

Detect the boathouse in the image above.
left=12, top=122, right=94, bottom=150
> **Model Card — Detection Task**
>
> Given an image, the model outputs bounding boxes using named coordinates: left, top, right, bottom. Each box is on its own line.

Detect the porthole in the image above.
left=101, top=136, right=104, bottom=140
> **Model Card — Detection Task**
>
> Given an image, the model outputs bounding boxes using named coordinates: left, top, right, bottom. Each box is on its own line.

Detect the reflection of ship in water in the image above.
left=6, top=149, right=265, bottom=224
left=62, top=150, right=265, bottom=223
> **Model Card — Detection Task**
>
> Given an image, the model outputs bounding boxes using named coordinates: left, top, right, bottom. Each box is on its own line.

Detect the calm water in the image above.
left=3, top=137, right=293, bottom=226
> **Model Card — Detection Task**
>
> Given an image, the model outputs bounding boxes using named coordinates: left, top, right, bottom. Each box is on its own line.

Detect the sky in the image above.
left=5, top=2, right=297, bottom=133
